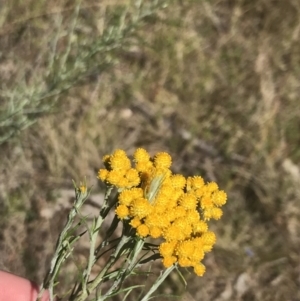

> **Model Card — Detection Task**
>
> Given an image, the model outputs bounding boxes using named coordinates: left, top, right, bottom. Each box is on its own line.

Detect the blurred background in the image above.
left=0, top=0, right=300, bottom=300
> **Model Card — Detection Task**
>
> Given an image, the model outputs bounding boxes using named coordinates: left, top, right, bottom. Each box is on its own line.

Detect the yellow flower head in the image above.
left=149, top=226, right=162, bottom=238
left=206, top=182, right=219, bottom=193
left=162, top=256, right=177, bottom=268
left=115, top=205, right=129, bottom=219
left=153, top=187, right=173, bottom=210
left=106, top=170, right=124, bottom=186
left=193, top=263, right=206, bottom=277
left=170, top=206, right=187, bottom=220
left=137, top=224, right=149, bottom=237
left=190, top=246, right=205, bottom=262
left=200, top=194, right=214, bottom=210
left=179, top=193, right=197, bottom=210
left=170, top=174, right=186, bottom=189
left=79, top=184, right=87, bottom=194
left=98, top=169, right=109, bottom=182
left=178, top=257, right=192, bottom=268
left=125, top=168, right=140, bottom=186
left=202, top=231, right=216, bottom=246
left=186, top=176, right=204, bottom=191
left=193, top=220, right=208, bottom=234
left=164, top=224, right=185, bottom=241
left=153, top=152, right=172, bottom=169
left=172, top=217, right=192, bottom=239
left=130, top=198, right=152, bottom=219
left=210, top=207, right=223, bottom=220
left=145, top=212, right=170, bottom=230
left=118, top=188, right=144, bottom=206
left=194, top=187, right=206, bottom=198
left=159, top=241, right=177, bottom=257
left=129, top=217, right=141, bottom=228
left=135, top=162, right=151, bottom=173
left=212, top=190, right=227, bottom=206
left=110, top=153, right=131, bottom=171
left=134, top=148, right=151, bottom=163
left=185, top=209, right=200, bottom=224
left=176, top=240, right=195, bottom=258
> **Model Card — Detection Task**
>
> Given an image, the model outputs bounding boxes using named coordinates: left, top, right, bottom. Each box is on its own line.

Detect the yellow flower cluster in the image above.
left=98, top=148, right=227, bottom=276
left=98, top=149, right=140, bottom=188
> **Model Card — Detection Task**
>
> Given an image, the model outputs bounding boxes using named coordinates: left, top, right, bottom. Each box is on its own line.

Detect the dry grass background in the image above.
left=0, top=0, right=300, bottom=300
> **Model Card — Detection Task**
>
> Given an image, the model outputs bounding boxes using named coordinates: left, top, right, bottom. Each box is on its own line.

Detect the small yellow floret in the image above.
left=159, top=241, right=177, bottom=257
left=162, top=256, right=177, bottom=268
left=112, top=149, right=127, bottom=157
left=193, top=220, right=208, bottom=234
left=203, top=244, right=213, bottom=253
left=106, top=170, right=123, bottom=186
left=187, top=176, right=204, bottom=190
left=79, top=185, right=87, bottom=193
left=135, top=161, right=153, bottom=173
left=145, top=212, right=170, bottom=230
left=176, top=240, right=195, bottom=258
left=212, top=190, right=227, bottom=206
left=134, top=148, right=151, bottom=162
left=130, top=217, right=141, bottom=228
left=109, top=149, right=131, bottom=170
left=144, top=212, right=160, bottom=228
left=115, top=205, right=129, bottom=219
left=172, top=218, right=192, bottom=238
left=137, top=224, right=149, bottom=237
left=153, top=152, right=172, bottom=169
left=119, top=189, right=135, bottom=206
left=200, top=195, right=214, bottom=209
left=190, top=247, right=205, bottom=262
left=170, top=174, right=186, bottom=189
left=125, top=168, right=140, bottom=186
left=159, top=183, right=174, bottom=198
left=130, top=198, right=152, bottom=219
left=172, top=188, right=184, bottom=202
left=110, top=155, right=131, bottom=171
left=131, top=187, right=144, bottom=199
left=117, top=177, right=130, bottom=188
left=202, top=231, right=216, bottom=245
left=164, top=225, right=184, bottom=241
left=185, top=209, right=200, bottom=224
left=203, top=209, right=213, bottom=221
left=149, top=226, right=162, bottom=238
left=178, top=257, right=192, bottom=267
left=179, top=193, right=197, bottom=210
left=154, top=190, right=171, bottom=209
left=193, top=263, right=206, bottom=276
left=194, top=187, right=206, bottom=198
left=210, top=207, right=223, bottom=220
left=206, top=182, right=219, bottom=192
left=98, top=169, right=109, bottom=181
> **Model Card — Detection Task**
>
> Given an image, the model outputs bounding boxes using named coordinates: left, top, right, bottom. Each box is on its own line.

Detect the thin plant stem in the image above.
left=140, top=265, right=176, bottom=301
left=96, top=239, right=145, bottom=301
left=36, top=187, right=89, bottom=301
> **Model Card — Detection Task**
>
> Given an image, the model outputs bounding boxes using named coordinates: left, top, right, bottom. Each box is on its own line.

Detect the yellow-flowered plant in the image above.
left=98, top=148, right=227, bottom=277
left=38, top=148, right=227, bottom=301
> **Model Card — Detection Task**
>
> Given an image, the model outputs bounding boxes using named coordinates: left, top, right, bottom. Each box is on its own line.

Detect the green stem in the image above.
left=36, top=187, right=88, bottom=301
left=80, top=213, right=109, bottom=298
left=74, top=234, right=131, bottom=301
left=96, top=238, right=145, bottom=301
left=140, top=265, right=176, bottom=301
left=75, top=186, right=114, bottom=301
